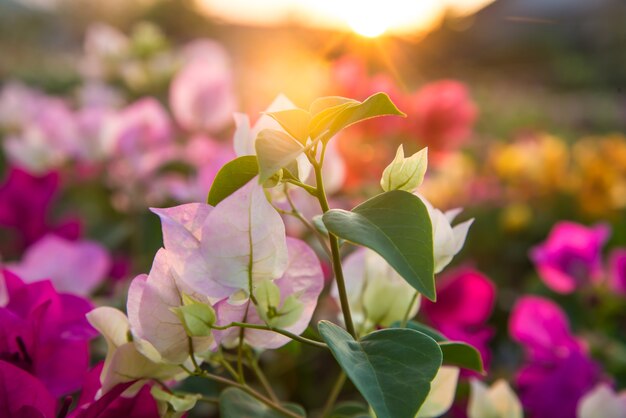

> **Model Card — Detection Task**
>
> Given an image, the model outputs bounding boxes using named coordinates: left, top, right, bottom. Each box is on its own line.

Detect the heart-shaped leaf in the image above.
left=397, top=321, right=484, bottom=373
left=318, top=321, right=442, bottom=418
left=322, top=190, right=435, bottom=300
left=219, top=387, right=306, bottom=418
left=207, top=156, right=259, bottom=206
left=439, top=342, right=484, bottom=374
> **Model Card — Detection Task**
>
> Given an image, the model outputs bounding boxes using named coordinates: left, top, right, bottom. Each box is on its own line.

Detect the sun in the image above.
left=346, top=12, right=389, bottom=38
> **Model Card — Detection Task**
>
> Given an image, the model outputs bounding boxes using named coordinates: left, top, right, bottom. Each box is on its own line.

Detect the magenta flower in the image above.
left=421, top=267, right=495, bottom=369
left=0, top=270, right=96, bottom=397
left=530, top=221, right=610, bottom=294
left=509, top=296, right=603, bottom=418
left=7, top=234, right=112, bottom=296
left=0, top=167, right=81, bottom=252
left=608, top=248, right=626, bottom=295
left=0, top=360, right=58, bottom=418
left=70, top=363, right=159, bottom=418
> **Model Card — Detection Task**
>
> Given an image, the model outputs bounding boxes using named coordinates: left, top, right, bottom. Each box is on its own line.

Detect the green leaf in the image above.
left=219, top=387, right=306, bottom=418
left=207, top=156, right=259, bottom=206
left=151, top=386, right=201, bottom=413
left=309, top=96, right=356, bottom=115
left=255, top=129, right=305, bottom=183
left=309, top=93, right=405, bottom=142
left=322, top=190, right=435, bottom=300
left=395, top=321, right=484, bottom=373
left=329, top=401, right=371, bottom=418
left=398, top=321, right=446, bottom=342
left=266, top=108, right=311, bottom=144
left=318, top=321, right=442, bottom=418
left=439, top=342, right=484, bottom=374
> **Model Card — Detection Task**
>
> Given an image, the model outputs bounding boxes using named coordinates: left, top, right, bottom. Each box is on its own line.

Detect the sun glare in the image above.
left=196, top=0, right=495, bottom=36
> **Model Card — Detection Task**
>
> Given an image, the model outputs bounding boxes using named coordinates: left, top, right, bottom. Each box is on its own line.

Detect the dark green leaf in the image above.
left=395, top=321, right=445, bottom=342
left=322, top=190, right=435, bottom=300
left=207, top=156, right=259, bottom=206
left=266, top=108, right=311, bottom=144
left=329, top=401, right=371, bottom=418
left=318, top=321, right=442, bottom=418
left=394, top=321, right=484, bottom=373
left=439, top=342, right=485, bottom=374
left=219, top=388, right=306, bottom=418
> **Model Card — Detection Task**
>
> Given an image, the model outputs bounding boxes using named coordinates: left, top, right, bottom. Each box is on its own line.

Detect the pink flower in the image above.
left=407, top=80, right=477, bottom=155
left=530, top=221, right=610, bottom=294
left=170, top=40, right=236, bottom=133
left=7, top=234, right=111, bottom=296
left=608, top=248, right=626, bottom=295
left=164, top=135, right=236, bottom=202
left=0, top=167, right=81, bottom=253
left=105, top=98, right=178, bottom=202
left=509, top=296, right=603, bottom=418
left=3, top=97, right=79, bottom=173
left=421, top=267, right=495, bottom=369
left=0, top=270, right=96, bottom=396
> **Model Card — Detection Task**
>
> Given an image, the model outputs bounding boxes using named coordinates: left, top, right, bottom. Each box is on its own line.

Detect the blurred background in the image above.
left=2, top=0, right=626, bottom=416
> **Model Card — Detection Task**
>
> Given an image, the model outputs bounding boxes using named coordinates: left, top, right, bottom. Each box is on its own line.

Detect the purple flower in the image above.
left=0, top=270, right=96, bottom=397
left=608, top=248, right=626, bottom=295
left=0, top=166, right=81, bottom=253
left=421, top=267, right=496, bottom=370
left=7, top=234, right=112, bottom=296
left=530, top=222, right=610, bottom=294
left=0, top=360, right=58, bottom=418
left=509, top=296, right=603, bottom=418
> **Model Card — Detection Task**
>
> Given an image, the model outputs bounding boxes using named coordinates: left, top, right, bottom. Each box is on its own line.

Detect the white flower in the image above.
left=467, top=379, right=523, bottom=418
left=416, top=366, right=460, bottom=417
left=577, top=384, right=626, bottom=418
left=418, top=195, right=473, bottom=273
left=335, top=248, right=421, bottom=332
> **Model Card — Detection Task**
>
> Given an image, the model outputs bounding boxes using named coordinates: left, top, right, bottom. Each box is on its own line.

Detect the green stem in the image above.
left=246, top=349, right=280, bottom=403
left=195, top=370, right=303, bottom=418
left=284, top=178, right=318, bottom=196
left=401, top=291, right=419, bottom=328
left=320, top=372, right=346, bottom=418
left=212, top=322, right=327, bottom=349
left=312, top=149, right=357, bottom=339
left=284, top=185, right=332, bottom=258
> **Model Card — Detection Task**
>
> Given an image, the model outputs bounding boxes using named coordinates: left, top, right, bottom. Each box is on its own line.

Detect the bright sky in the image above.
left=195, top=0, right=495, bottom=37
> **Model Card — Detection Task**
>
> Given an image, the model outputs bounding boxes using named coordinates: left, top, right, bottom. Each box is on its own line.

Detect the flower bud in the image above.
left=380, top=145, right=428, bottom=192
left=171, top=293, right=216, bottom=337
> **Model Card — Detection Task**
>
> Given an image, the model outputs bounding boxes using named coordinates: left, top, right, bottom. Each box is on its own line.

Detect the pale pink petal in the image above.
left=7, top=234, right=111, bottom=296
left=214, top=238, right=323, bottom=349
left=127, top=249, right=213, bottom=364
left=202, top=179, right=288, bottom=292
